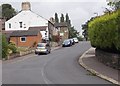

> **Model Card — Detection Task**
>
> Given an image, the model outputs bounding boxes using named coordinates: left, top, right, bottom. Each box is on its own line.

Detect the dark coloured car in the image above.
left=69, top=38, right=75, bottom=45
left=62, top=39, right=72, bottom=47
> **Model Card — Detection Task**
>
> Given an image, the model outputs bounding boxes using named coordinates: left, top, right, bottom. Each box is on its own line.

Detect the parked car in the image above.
left=73, top=37, right=79, bottom=43
left=62, top=39, right=72, bottom=47
left=69, top=38, right=75, bottom=45
left=35, top=43, right=51, bottom=55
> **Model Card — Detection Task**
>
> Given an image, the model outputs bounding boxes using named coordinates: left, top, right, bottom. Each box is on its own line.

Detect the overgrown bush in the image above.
left=88, top=9, right=120, bottom=53
left=2, top=34, right=8, bottom=58
left=8, top=42, right=17, bottom=53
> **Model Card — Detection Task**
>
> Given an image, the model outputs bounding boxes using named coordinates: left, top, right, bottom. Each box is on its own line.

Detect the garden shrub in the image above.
left=8, top=42, right=17, bottom=53
left=88, top=9, right=120, bottom=53
left=2, top=34, right=8, bottom=58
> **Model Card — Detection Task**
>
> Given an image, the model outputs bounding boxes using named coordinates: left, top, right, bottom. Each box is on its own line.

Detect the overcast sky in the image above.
left=0, top=0, right=110, bottom=35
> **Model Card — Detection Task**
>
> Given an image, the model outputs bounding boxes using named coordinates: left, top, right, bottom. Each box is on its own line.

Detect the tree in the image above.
left=65, top=13, right=71, bottom=27
left=69, top=26, right=79, bottom=38
left=65, top=13, right=69, bottom=22
left=2, top=4, right=16, bottom=20
left=60, top=14, right=64, bottom=22
left=55, top=13, right=59, bottom=23
left=82, top=17, right=95, bottom=41
left=115, top=1, right=120, bottom=10
left=107, top=1, right=120, bottom=10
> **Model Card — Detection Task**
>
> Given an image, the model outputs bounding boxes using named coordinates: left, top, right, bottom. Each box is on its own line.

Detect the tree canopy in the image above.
left=1, top=4, right=16, bottom=20
left=60, top=13, right=64, bottom=22
left=55, top=13, right=59, bottom=23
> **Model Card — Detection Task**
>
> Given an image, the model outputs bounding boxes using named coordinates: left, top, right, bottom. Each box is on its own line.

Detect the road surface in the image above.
left=2, top=41, right=111, bottom=84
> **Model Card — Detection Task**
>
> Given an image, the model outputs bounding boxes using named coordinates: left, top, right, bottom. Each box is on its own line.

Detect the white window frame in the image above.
left=19, top=22, right=23, bottom=28
left=9, top=23, right=11, bottom=28
left=20, top=37, right=26, bottom=42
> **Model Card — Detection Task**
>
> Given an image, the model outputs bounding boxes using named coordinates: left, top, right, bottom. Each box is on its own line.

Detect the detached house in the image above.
left=5, top=2, right=54, bottom=40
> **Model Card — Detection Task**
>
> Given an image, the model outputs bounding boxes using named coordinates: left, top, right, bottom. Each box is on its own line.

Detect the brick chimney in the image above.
left=22, top=2, right=31, bottom=11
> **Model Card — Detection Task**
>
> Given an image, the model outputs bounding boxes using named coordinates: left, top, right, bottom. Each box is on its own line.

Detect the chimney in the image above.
left=22, top=2, right=31, bottom=11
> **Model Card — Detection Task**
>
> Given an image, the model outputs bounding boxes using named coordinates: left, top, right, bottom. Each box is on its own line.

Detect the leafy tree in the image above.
left=2, top=4, right=16, bottom=20
left=2, top=34, right=8, bottom=59
left=115, top=1, right=120, bottom=10
left=60, top=14, right=64, bottom=22
left=107, top=1, right=120, bottom=10
left=69, top=26, right=79, bottom=38
left=55, top=13, right=59, bottom=23
left=82, top=17, right=95, bottom=41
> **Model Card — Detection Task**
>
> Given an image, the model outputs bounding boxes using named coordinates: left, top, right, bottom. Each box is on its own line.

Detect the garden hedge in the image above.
left=88, top=9, right=120, bottom=53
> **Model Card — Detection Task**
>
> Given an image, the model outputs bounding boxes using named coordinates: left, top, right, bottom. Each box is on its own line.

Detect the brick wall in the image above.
left=10, top=32, right=42, bottom=47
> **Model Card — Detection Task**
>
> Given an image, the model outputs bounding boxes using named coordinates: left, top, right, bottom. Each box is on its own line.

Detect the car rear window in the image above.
left=37, top=44, right=45, bottom=47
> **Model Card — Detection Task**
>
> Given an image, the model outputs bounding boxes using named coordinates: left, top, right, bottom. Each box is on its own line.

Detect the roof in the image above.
left=10, top=30, right=39, bottom=37
left=2, top=30, right=14, bottom=38
left=54, top=22, right=68, bottom=28
left=29, top=26, right=47, bottom=31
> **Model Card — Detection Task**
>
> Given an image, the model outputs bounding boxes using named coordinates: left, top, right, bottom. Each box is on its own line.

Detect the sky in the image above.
left=0, top=0, right=110, bottom=35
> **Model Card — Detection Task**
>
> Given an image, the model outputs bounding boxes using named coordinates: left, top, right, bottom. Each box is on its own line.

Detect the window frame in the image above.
left=19, top=22, right=23, bottom=28
left=9, top=23, right=11, bottom=28
left=20, top=37, right=26, bottom=42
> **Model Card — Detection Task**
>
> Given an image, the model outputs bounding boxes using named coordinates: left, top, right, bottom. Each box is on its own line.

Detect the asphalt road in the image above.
left=2, top=41, right=111, bottom=84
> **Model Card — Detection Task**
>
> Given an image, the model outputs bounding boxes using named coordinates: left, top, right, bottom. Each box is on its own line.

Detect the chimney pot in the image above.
left=22, top=2, right=31, bottom=11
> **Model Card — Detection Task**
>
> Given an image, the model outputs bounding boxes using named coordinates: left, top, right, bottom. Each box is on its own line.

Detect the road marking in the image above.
left=41, top=57, right=54, bottom=84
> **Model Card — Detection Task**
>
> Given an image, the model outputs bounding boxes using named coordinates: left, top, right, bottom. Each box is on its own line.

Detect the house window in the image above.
left=20, top=37, right=26, bottom=42
left=9, top=23, right=11, bottom=28
left=19, top=22, right=23, bottom=28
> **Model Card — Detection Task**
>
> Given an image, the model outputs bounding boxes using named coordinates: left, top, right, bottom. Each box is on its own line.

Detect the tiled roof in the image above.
left=10, top=30, right=39, bottom=37
left=29, top=26, right=47, bottom=31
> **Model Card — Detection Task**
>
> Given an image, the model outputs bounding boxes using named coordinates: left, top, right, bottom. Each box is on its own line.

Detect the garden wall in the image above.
left=95, top=48, right=120, bottom=70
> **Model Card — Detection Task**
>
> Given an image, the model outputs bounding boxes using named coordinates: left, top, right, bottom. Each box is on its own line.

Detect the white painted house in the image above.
left=5, top=2, right=51, bottom=40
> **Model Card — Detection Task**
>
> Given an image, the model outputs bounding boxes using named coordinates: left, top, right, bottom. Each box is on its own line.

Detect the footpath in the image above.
left=79, top=48, right=119, bottom=85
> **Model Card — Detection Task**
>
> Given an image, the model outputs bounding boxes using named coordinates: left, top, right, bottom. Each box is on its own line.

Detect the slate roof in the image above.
left=10, top=30, right=39, bottom=37
left=54, top=22, right=68, bottom=28
left=29, top=26, right=47, bottom=31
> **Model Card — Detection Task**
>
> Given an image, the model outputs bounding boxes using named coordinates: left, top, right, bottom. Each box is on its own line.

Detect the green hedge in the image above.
left=2, top=34, right=8, bottom=58
left=88, top=9, right=120, bottom=52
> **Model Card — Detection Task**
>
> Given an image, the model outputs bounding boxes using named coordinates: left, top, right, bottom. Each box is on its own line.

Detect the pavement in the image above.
left=51, top=45, right=62, bottom=51
left=79, top=47, right=120, bottom=85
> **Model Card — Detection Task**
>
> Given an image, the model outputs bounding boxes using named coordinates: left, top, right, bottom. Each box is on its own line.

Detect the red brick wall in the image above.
left=10, top=32, right=42, bottom=47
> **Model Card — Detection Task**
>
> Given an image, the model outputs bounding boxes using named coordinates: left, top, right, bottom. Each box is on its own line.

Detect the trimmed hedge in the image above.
left=88, top=9, right=120, bottom=53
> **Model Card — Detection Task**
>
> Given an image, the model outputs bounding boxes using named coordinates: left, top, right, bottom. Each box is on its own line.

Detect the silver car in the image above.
left=35, top=43, right=51, bottom=55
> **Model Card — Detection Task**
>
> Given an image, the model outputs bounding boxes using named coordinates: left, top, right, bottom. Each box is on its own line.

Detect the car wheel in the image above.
left=35, top=52, right=37, bottom=54
left=38, top=53, right=41, bottom=55
left=46, top=50, right=49, bottom=55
